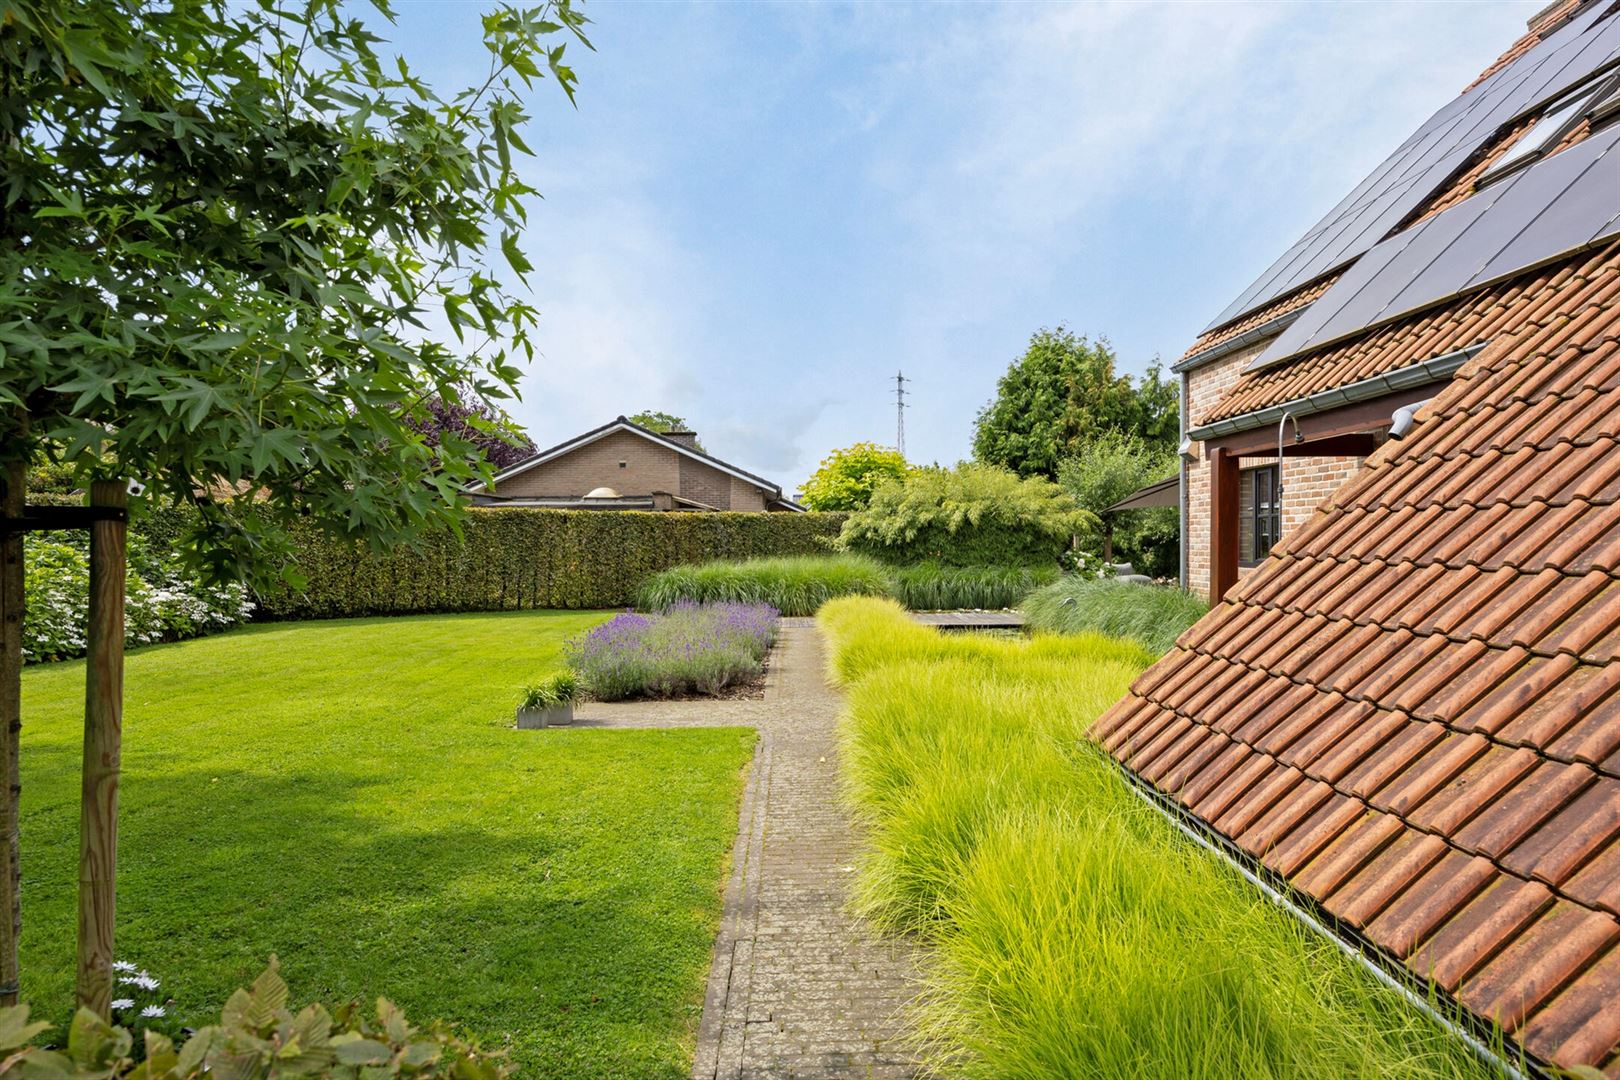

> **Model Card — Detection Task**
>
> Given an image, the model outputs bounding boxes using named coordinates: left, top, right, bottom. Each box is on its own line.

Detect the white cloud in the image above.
left=493, top=0, right=1540, bottom=485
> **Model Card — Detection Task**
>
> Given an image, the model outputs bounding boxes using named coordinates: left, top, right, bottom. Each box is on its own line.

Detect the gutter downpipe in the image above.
left=1115, top=768, right=1534, bottom=1080
left=1179, top=370, right=1189, bottom=591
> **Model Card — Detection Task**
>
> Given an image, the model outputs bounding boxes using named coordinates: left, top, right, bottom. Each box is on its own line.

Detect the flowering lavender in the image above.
left=565, top=602, right=779, bottom=700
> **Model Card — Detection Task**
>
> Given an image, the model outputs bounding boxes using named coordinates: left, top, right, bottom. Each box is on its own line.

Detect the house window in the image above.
left=1482, top=75, right=1618, bottom=184
left=618, top=460, right=627, bottom=468
left=1249, top=465, right=1281, bottom=564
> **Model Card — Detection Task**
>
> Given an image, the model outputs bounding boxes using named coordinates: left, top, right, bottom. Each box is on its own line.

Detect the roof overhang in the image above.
left=1172, top=308, right=1308, bottom=374
left=1188, top=344, right=1483, bottom=444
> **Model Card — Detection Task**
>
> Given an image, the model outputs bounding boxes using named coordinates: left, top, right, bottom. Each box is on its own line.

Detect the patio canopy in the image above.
left=1105, top=475, right=1178, bottom=513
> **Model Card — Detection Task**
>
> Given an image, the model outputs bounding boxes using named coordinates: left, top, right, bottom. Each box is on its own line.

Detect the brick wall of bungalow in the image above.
left=1183, top=337, right=1363, bottom=598
left=489, top=429, right=770, bottom=510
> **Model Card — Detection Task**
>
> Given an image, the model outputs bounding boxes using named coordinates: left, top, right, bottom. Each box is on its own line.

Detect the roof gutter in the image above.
left=1109, top=760, right=1539, bottom=1080
left=1186, top=343, right=1484, bottom=442
left=1172, top=308, right=1309, bottom=374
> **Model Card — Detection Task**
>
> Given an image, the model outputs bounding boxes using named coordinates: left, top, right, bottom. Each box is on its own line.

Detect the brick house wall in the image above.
left=489, top=427, right=779, bottom=511
left=730, top=477, right=766, bottom=512
left=493, top=430, right=676, bottom=498
left=1183, top=338, right=1365, bottom=598
left=679, top=454, right=733, bottom=509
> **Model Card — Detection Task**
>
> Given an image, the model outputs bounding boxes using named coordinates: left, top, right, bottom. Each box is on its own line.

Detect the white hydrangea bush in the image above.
left=22, top=534, right=254, bottom=663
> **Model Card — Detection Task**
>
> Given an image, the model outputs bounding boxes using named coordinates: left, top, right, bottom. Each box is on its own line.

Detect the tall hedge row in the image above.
left=255, top=509, right=848, bottom=617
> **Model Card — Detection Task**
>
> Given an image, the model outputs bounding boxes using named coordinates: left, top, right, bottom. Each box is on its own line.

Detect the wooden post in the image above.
left=1209, top=448, right=1240, bottom=605
left=77, top=480, right=126, bottom=1017
left=0, top=446, right=22, bottom=1008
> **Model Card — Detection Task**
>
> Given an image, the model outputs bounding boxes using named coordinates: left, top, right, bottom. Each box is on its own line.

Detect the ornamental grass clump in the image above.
left=632, top=555, right=891, bottom=617
left=1021, top=575, right=1209, bottom=655
left=891, top=562, right=1059, bottom=611
left=819, top=597, right=1497, bottom=1080
left=565, top=602, right=778, bottom=700
left=518, top=671, right=578, bottom=710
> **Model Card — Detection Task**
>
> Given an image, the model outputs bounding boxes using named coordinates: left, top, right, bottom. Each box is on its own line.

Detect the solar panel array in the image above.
left=1202, top=0, right=1620, bottom=335
left=1248, top=123, right=1620, bottom=370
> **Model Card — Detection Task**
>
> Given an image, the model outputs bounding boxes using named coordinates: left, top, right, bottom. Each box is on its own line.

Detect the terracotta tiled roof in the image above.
left=1098, top=237, right=1620, bottom=1074
left=1182, top=274, right=1340, bottom=361
left=1195, top=242, right=1618, bottom=426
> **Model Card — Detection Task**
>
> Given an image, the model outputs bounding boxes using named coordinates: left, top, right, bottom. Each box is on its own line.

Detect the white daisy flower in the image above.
left=133, top=975, right=159, bottom=991
left=110, top=998, right=135, bottom=1011
left=140, top=1005, right=165, bottom=1018
left=112, top=961, right=137, bottom=973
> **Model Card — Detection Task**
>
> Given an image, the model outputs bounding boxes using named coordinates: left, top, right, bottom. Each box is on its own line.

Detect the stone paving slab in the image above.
left=576, top=628, right=922, bottom=1079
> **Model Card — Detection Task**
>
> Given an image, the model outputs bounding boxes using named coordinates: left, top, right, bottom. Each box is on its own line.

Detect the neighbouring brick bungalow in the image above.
left=470, top=416, right=804, bottom=512
left=1106, top=2, right=1620, bottom=1074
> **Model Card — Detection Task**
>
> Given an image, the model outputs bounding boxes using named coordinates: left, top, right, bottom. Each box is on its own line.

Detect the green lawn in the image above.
left=18, top=610, right=756, bottom=1078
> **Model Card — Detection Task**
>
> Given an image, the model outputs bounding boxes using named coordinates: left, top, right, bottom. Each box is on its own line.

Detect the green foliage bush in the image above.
left=838, top=464, right=1093, bottom=567
left=817, top=598, right=1498, bottom=1080
left=1057, top=430, right=1179, bottom=579
left=797, top=442, right=912, bottom=511
left=0, top=960, right=510, bottom=1078
left=1021, top=576, right=1208, bottom=655
left=23, top=530, right=253, bottom=664
left=256, top=510, right=848, bottom=618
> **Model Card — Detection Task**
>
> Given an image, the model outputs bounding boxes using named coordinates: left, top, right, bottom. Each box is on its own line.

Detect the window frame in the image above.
left=1479, top=74, right=1620, bottom=187
left=1245, top=464, right=1282, bottom=567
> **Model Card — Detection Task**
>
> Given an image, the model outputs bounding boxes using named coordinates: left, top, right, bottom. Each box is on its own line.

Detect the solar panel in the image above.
left=1466, top=133, right=1618, bottom=283
left=1201, top=0, right=1620, bottom=334
left=1247, top=123, right=1620, bottom=370
left=1369, top=176, right=1521, bottom=318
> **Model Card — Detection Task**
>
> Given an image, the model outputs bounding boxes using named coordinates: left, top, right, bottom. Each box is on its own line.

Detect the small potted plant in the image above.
left=517, top=671, right=578, bottom=729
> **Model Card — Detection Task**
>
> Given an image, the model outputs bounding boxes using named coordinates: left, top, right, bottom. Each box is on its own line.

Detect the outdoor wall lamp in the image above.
left=1277, top=412, right=1303, bottom=504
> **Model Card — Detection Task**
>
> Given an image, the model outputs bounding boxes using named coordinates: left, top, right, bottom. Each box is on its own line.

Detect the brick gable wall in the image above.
left=491, top=430, right=678, bottom=498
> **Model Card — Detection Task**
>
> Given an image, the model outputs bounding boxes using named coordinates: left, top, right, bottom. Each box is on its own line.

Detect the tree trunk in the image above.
left=0, top=434, right=23, bottom=1007
left=77, top=480, right=125, bottom=1018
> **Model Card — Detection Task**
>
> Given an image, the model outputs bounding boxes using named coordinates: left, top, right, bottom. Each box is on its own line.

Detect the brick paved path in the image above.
left=577, top=627, right=921, bottom=1079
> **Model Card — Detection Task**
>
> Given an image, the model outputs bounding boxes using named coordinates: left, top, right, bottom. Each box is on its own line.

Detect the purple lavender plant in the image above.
left=565, top=602, right=779, bottom=700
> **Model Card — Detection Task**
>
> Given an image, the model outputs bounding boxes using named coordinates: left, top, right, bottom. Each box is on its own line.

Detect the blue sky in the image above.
left=384, top=0, right=1537, bottom=494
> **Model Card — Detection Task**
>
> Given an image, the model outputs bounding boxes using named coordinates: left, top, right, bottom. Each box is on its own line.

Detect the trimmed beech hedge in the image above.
left=256, top=508, right=848, bottom=617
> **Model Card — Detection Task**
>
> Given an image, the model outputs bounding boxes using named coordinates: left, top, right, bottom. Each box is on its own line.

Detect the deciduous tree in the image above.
left=402, top=393, right=537, bottom=472
left=627, top=411, right=704, bottom=450
left=972, top=327, right=1178, bottom=479
left=798, top=442, right=910, bottom=511
left=0, top=0, right=587, bottom=1008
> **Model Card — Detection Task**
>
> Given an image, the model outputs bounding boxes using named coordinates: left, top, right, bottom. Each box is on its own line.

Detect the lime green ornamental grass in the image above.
left=19, top=611, right=755, bottom=1079
left=818, top=598, right=1495, bottom=1080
